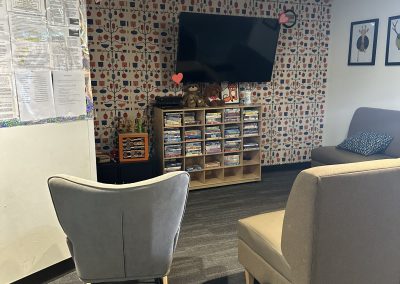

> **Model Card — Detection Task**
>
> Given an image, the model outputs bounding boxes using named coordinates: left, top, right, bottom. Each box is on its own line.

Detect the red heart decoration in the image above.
left=279, top=12, right=289, bottom=24
left=172, top=73, right=183, bottom=85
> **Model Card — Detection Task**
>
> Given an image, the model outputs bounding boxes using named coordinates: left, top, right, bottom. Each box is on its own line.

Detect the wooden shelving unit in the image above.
left=154, top=105, right=262, bottom=190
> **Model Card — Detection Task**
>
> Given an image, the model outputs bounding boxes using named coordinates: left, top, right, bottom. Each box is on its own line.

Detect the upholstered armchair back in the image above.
left=281, top=159, right=400, bottom=284
left=48, top=172, right=189, bottom=283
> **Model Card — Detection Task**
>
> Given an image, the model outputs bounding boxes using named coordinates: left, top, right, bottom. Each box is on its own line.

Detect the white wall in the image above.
left=324, top=0, right=400, bottom=145
left=0, top=120, right=96, bottom=283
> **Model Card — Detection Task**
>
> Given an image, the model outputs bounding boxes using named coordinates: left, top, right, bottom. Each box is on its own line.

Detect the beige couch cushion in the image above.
left=238, top=210, right=291, bottom=280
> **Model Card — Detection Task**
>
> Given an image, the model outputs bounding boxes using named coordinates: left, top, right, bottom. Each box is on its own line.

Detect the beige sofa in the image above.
left=311, top=108, right=400, bottom=167
left=238, top=159, right=400, bottom=284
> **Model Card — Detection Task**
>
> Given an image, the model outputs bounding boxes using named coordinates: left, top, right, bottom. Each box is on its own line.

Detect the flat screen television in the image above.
left=176, top=12, right=281, bottom=83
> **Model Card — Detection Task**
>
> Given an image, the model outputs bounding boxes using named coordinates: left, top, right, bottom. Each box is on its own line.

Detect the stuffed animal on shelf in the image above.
left=182, top=84, right=207, bottom=108
left=203, top=84, right=224, bottom=107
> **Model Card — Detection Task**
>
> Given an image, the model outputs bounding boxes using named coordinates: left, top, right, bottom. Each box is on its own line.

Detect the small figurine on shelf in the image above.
left=182, top=83, right=207, bottom=108
left=203, top=84, right=225, bottom=107
left=135, top=118, right=145, bottom=133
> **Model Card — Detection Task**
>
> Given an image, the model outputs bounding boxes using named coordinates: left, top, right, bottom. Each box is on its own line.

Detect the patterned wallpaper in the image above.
left=86, top=0, right=331, bottom=165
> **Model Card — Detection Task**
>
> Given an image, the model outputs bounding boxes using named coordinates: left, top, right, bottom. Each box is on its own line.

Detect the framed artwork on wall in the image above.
left=348, top=19, right=379, bottom=66
left=221, top=82, right=239, bottom=104
left=385, top=15, right=400, bottom=66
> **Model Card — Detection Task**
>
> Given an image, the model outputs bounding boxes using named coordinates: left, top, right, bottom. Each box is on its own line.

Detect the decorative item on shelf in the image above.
left=385, top=15, right=400, bottom=66
left=221, top=82, right=239, bottom=104
left=117, top=117, right=134, bottom=134
left=182, top=83, right=207, bottom=108
left=203, top=84, right=224, bottom=107
left=240, top=83, right=253, bottom=105
left=135, top=118, right=144, bottom=133
left=172, top=73, right=183, bottom=85
left=118, top=133, right=149, bottom=163
left=348, top=19, right=379, bottom=66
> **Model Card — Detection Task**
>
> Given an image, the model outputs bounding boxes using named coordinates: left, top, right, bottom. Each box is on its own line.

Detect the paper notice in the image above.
left=46, top=0, right=66, bottom=26
left=15, top=70, right=56, bottom=121
left=7, top=0, right=45, bottom=15
left=9, top=13, right=48, bottom=42
left=0, top=41, right=12, bottom=72
left=49, top=26, right=68, bottom=70
left=12, top=41, right=50, bottom=69
left=53, top=70, right=86, bottom=117
left=0, top=0, right=7, bottom=14
left=0, top=74, right=18, bottom=121
left=67, top=28, right=82, bottom=69
left=64, top=0, right=79, bottom=25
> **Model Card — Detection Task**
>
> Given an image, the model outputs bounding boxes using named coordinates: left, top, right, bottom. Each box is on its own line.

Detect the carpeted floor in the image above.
left=49, top=169, right=300, bottom=284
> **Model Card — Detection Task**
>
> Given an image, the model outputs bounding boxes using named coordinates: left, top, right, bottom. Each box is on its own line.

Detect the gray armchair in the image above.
left=48, top=171, right=190, bottom=284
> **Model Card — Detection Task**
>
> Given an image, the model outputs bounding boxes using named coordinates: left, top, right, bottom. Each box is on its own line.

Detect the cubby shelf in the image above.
left=154, top=105, right=262, bottom=190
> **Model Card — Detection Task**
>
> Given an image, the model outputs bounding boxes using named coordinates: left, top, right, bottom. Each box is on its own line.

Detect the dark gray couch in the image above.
left=311, top=107, right=400, bottom=166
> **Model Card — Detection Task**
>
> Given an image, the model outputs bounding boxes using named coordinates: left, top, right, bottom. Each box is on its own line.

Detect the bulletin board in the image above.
left=0, top=0, right=93, bottom=128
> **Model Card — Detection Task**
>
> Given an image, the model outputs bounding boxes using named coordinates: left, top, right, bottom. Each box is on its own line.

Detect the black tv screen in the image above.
left=176, top=12, right=281, bottom=83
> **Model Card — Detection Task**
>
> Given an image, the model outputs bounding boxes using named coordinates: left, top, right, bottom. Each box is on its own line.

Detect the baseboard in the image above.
left=262, top=162, right=311, bottom=172
left=12, top=258, right=74, bottom=284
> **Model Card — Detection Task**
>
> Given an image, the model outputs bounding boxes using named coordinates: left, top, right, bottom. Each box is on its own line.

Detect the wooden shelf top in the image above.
left=156, top=104, right=261, bottom=112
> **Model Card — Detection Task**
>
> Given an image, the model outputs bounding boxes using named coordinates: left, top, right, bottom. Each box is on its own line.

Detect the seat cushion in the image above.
left=311, top=146, right=392, bottom=165
left=238, top=210, right=291, bottom=280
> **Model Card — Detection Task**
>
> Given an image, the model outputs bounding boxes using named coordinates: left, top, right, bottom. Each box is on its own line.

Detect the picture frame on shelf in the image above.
left=348, top=19, right=379, bottom=66
left=221, top=82, right=239, bottom=104
left=385, top=15, right=400, bottom=66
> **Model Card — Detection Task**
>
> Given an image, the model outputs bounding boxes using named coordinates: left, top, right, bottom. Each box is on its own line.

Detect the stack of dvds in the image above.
left=243, top=109, right=259, bottom=121
left=184, top=112, right=200, bottom=125
left=164, top=129, right=181, bottom=143
left=206, top=112, right=222, bottom=124
left=165, top=144, right=182, bottom=158
left=184, top=129, right=201, bottom=141
left=243, top=123, right=259, bottom=136
left=205, top=126, right=221, bottom=139
left=224, top=125, right=240, bottom=138
left=165, top=160, right=182, bottom=173
left=186, top=142, right=202, bottom=156
left=205, top=161, right=221, bottom=168
left=186, top=164, right=202, bottom=172
left=224, top=108, right=241, bottom=122
left=244, top=142, right=259, bottom=150
left=205, top=141, right=222, bottom=154
left=224, top=139, right=241, bottom=152
left=224, top=154, right=240, bottom=166
left=164, top=113, right=182, bottom=127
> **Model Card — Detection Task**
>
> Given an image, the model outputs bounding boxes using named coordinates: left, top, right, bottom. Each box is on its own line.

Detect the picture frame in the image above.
left=348, top=19, right=379, bottom=66
left=221, top=82, right=239, bottom=104
left=385, top=15, right=400, bottom=66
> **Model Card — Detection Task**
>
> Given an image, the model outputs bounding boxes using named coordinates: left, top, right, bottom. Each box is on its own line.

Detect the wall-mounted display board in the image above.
left=0, top=0, right=92, bottom=128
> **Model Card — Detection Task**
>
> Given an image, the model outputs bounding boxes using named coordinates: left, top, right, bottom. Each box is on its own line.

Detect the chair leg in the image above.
left=155, top=276, right=168, bottom=284
left=245, top=269, right=255, bottom=284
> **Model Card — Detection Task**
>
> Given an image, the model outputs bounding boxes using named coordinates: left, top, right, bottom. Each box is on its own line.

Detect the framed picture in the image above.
left=221, top=82, right=239, bottom=104
left=348, top=19, right=379, bottom=66
left=385, top=15, right=400, bottom=66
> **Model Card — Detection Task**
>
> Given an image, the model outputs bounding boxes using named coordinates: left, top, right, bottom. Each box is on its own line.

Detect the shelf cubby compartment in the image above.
left=243, top=136, right=260, bottom=152
left=243, top=165, right=261, bottom=180
left=184, top=127, right=202, bottom=142
left=164, top=112, right=184, bottom=128
left=185, top=156, right=204, bottom=173
left=224, top=166, right=243, bottom=182
left=205, top=154, right=223, bottom=170
left=183, top=110, right=204, bottom=126
left=189, top=171, right=205, bottom=188
left=205, top=109, right=223, bottom=125
left=164, top=158, right=184, bottom=174
left=205, top=168, right=224, bottom=184
left=224, top=108, right=241, bottom=124
left=243, top=150, right=260, bottom=166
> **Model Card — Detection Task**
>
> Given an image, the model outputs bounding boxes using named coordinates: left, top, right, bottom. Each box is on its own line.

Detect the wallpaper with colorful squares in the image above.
left=86, top=0, right=331, bottom=165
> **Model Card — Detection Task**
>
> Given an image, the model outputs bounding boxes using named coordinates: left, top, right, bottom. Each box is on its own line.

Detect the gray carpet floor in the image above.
left=49, top=169, right=300, bottom=284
